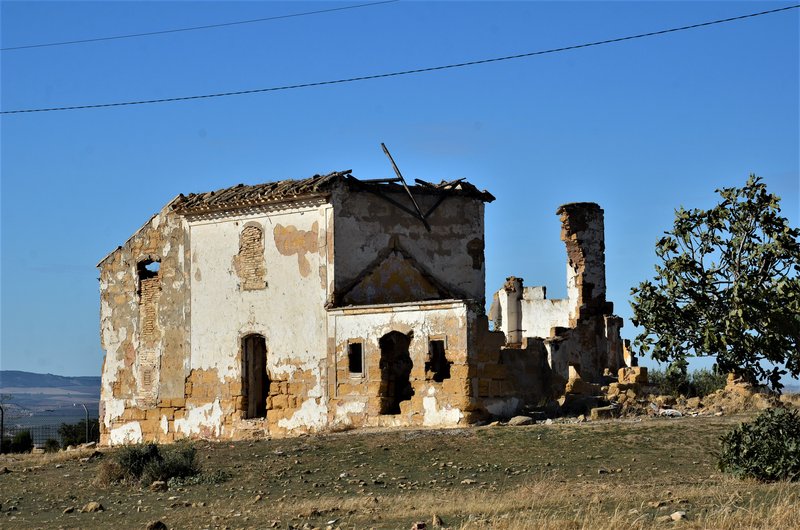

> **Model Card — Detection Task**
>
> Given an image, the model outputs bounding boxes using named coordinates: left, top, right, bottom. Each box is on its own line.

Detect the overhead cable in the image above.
left=1, top=0, right=399, bottom=51
left=2, top=4, right=797, bottom=115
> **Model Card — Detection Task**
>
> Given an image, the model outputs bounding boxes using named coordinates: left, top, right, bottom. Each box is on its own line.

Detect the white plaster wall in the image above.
left=330, top=301, right=468, bottom=360
left=492, top=283, right=572, bottom=341
left=332, top=187, right=486, bottom=302
left=520, top=297, right=571, bottom=338
left=188, top=203, right=330, bottom=388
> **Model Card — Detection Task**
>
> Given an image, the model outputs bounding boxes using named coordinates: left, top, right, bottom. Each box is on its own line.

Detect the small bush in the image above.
left=690, top=368, right=727, bottom=397
left=58, top=419, right=100, bottom=448
left=95, top=459, right=125, bottom=486
left=99, top=442, right=201, bottom=486
left=648, top=362, right=689, bottom=397
left=718, top=407, right=800, bottom=482
left=648, top=365, right=726, bottom=398
left=43, top=438, right=61, bottom=453
left=141, top=444, right=199, bottom=485
left=116, top=442, right=162, bottom=482
left=168, top=468, right=230, bottom=487
left=10, top=430, right=33, bottom=453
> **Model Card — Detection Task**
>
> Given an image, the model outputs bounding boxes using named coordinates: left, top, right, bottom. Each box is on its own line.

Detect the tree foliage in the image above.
left=58, top=419, right=100, bottom=447
left=718, top=407, right=800, bottom=482
left=631, top=176, right=800, bottom=391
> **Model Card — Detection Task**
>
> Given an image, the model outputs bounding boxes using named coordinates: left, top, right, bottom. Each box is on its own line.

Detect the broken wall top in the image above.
left=170, top=170, right=494, bottom=216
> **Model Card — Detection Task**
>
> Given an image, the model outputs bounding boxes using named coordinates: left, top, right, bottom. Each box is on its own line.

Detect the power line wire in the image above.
left=1, top=0, right=399, bottom=51
left=2, top=4, right=797, bottom=115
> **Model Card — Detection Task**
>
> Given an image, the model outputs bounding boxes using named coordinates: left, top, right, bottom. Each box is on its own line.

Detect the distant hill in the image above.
left=784, top=383, right=800, bottom=394
left=0, top=370, right=100, bottom=418
left=0, top=370, right=100, bottom=389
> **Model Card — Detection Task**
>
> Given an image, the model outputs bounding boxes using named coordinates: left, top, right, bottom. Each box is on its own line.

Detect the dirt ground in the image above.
left=1, top=413, right=798, bottom=529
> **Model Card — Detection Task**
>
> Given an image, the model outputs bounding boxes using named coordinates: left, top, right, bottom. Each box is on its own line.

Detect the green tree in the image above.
left=58, top=419, right=100, bottom=447
left=631, top=176, right=800, bottom=391
left=10, top=430, right=33, bottom=453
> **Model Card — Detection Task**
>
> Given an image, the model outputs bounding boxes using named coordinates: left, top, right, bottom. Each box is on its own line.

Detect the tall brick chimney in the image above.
left=556, top=202, right=610, bottom=324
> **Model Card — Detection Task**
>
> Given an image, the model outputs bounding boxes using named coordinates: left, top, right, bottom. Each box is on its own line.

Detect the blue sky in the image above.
left=1, top=1, right=798, bottom=379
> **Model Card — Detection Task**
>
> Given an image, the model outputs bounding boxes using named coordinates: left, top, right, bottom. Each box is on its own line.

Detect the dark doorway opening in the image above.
left=378, top=331, right=414, bottom=414
left=242, top=334, right=268, bottom=419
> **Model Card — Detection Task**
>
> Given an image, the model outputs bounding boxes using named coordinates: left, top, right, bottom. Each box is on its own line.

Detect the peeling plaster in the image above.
left=277, top=397, right=328, bottom=431
left=333, top=400, right=366, bottom=424
left=174, top=400, right=224, bottom=438
left=109, top=421, right=143, bottom=445
left=273, top=221, right=319, bottom=277
left=422, top=388, right=462, bottom=426
left=103, top=398, right=125, bottom=427
left=100, top=177, right=623, bottom=444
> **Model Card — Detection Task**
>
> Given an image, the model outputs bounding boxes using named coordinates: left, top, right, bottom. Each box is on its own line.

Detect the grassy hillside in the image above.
left=1, top=415, right=798, bottom=529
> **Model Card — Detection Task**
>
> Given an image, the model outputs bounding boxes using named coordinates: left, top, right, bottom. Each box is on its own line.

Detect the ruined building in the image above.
left=489, top=203, right=626, bottom=379
left=98, top=171, right=627, bottom=445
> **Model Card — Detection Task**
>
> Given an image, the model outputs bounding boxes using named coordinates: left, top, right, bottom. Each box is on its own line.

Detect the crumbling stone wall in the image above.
left=331, top=184, right=487, bottom=307
left=325, top=302, right=552, bottom=427
left=490, top=202, right=625, bottom=385
left=328, top=301, right=474, bottom=429
left=467, top=311, right=553, bottom=419
left=98, top=202, right=191, bottom=445
left=183, top=202, right=331, bottom=440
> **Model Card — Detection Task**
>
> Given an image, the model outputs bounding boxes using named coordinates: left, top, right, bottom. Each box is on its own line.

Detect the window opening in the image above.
left=137, top=259, right=161, bottom=294
left=348, top=342, right=363, bottom=375
left=242, top=334, right=269, bottom=419
left=425, top=339, right=451, bottom=382
left=378, top=331, right=414, bottom=414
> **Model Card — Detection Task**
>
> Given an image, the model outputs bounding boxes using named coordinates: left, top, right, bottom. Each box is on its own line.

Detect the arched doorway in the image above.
left=378, top=331, right=414, bottom=414
left=242, top=334, right=269, bottom=419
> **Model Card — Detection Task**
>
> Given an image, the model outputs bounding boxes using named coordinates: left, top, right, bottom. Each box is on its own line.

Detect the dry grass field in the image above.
left=1, top=414, right=798, bottom=529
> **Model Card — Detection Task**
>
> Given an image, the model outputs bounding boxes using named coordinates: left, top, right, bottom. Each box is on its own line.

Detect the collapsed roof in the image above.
left=171, top=170, right=495, bottom=215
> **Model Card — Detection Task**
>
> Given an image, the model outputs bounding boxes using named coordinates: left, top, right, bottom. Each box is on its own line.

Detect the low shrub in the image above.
left=95, top=459, right=125, bottom=487
left=648, top=365, right=726, bottom=398
left=98, top=442, right=202, bottom=486
left=141, top=443, right=200, bottom=485
left=58, top=419, right=100, bottom=448
left=43, top=438, right=61, bottom=453
left=718, top=407, right=800, bottom=482
left=10, top=430, right=33, bottom=453
left=690, top=368, right=727, bottom=397
left=167, top=468, right=231, bottom=487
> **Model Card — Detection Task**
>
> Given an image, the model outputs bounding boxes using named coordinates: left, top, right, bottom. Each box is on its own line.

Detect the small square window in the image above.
left=426, top=339, right=451, bottom=382
left=348, top=342, right=363, bottom=376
